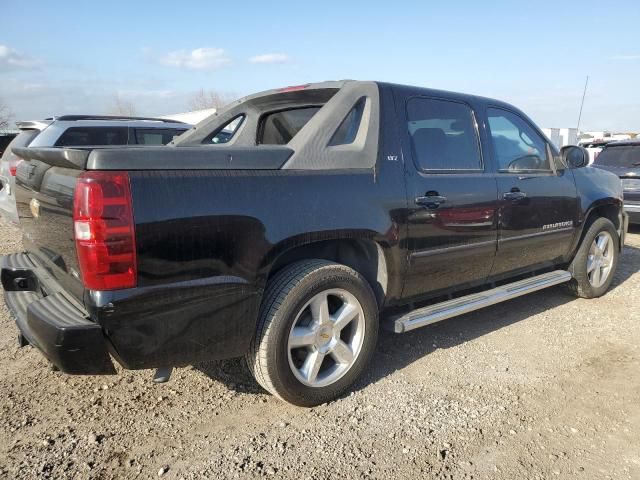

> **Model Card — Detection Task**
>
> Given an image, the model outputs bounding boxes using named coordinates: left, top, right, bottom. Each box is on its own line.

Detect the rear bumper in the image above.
left=1, top=253, right=115, bottom=374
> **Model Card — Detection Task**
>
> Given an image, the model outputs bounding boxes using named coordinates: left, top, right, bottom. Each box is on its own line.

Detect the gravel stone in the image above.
left=0, top=220, right=639, bottom=479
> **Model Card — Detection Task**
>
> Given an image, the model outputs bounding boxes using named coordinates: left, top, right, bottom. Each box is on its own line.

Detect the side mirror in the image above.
left=561, top=145, right=589, bottom=168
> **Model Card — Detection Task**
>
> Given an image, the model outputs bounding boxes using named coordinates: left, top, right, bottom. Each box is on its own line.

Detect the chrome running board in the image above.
left=392, top=270, right=572, bottom=333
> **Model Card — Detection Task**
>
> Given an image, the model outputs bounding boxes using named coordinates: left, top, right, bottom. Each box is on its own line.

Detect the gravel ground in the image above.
left=0, top=220, right=638, bottom=480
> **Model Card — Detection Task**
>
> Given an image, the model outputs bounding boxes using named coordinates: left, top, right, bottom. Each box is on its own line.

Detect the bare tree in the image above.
left=0, top=99, right=13, bottom=131
left=187, top=89, right=236, bottom=111
left=108, top=95, right=137, bottom=117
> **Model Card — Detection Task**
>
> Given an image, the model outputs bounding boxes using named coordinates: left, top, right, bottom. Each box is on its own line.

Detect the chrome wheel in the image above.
left=587, top=231, right=614, bottom=288
left=287, top=289, right=366, bottom=388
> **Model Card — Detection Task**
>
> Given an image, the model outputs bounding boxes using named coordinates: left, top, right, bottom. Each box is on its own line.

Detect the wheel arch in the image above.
left=570, top=199, right=624, bottom=259
left=262, top=235, right=391, bottom=308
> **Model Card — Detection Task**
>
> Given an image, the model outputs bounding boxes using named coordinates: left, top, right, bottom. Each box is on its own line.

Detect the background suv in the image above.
left=0, top=115, right=191, bottom=224
left=593, top=139, right=640, bottom=223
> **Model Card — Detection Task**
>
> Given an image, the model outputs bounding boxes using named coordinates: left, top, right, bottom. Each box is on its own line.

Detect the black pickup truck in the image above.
left=1, top=81, right=627, bottom=406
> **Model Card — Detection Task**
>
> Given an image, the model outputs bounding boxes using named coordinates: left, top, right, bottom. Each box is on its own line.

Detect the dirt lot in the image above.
left=0, top=221, right=638, bottom=480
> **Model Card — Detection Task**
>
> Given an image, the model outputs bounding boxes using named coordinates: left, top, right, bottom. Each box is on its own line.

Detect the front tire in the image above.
left=246, top=260, right=378, bottom=407
left=567, top=217, right=619, bottom=298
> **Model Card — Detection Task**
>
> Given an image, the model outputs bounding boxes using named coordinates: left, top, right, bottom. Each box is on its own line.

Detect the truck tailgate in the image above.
left=14, top=158, right=84, bottom=301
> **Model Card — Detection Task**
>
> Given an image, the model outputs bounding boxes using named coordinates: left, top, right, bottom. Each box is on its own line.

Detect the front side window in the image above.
left=487, top=108, right=551, bottom=172
left=258, top=107, right=321, bottom=145
left=54, top=127, right=128, bottom=147
left=407, top=98, right=482, bottom=171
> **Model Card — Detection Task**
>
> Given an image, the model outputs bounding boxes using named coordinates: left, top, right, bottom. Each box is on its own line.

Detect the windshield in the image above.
left=595, top=145, right=640, bottom=167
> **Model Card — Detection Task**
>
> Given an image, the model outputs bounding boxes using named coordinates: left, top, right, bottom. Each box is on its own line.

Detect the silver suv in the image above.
left=0, top=116, right=191, bottom=224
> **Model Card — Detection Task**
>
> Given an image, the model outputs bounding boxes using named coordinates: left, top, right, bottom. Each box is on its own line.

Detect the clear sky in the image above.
left=1, top=0, right=639, bottom=131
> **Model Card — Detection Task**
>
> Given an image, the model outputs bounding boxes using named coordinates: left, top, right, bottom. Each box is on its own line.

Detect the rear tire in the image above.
left=246, top=260, right=378, bottom=407
left=567, top=217, right=619, bottom=298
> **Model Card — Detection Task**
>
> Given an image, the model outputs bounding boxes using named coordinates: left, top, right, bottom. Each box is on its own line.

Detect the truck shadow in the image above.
left=196, top=241, right=640, bottom=400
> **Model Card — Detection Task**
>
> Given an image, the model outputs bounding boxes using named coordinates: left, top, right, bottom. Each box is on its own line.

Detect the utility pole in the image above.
left=576, top=76, right=589, bottom=133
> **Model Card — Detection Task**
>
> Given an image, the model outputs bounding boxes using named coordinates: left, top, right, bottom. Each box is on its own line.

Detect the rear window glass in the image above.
left=1, top=130, right=40, bottom=161
left=594, top=146, right=640, bottom=167
left=258, top=107, right=321, bottom=145
left=0, top=135, right=16, bottom=154
left=134, top=128, right=187, bottom=145
left=54, top=127, right=128, bottom=147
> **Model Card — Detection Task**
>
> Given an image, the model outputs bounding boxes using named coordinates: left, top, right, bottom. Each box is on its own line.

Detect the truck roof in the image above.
left=604, top=139, right=640, bottom=147
left=377, top=81, right=519, bottom=111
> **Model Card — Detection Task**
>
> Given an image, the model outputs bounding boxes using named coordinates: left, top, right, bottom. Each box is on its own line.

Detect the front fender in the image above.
left=568, top=166, right=624, bottom=257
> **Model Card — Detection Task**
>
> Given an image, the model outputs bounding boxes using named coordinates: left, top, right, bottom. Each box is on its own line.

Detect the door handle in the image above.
left=415, top=194, right=447, bottom=208
left=502, top=191, right=527, bottom=201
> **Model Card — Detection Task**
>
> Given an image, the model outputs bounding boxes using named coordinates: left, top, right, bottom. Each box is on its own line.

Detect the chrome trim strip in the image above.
left=393, top=270, right=572, bottom=333
left=623, top=204, right=640, bottom=212
left=499, top=227, right=574, bottom=243
left=410, top=239, right=497, bottom=259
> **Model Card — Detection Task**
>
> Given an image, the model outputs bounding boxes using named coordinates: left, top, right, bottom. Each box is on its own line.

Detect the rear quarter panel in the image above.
left=129, top=167, right=406, bottom=291
left=93, top=155, right=408, bottom=368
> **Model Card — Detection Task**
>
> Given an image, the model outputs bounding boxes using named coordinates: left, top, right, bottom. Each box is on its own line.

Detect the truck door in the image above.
left=485, top=107, right=579, bottom=276
left=396, top=92, right=499, bottom=300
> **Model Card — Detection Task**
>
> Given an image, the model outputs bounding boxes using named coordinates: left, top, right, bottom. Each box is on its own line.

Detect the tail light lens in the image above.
left=9, top=159, right=22, bottom=176
left=73, top=171, right=137, bottom=290
left=278, top=84, right=310, bottom=92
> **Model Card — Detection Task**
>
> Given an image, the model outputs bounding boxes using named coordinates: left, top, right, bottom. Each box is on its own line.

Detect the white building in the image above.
left=541, top=128, right=561, bottom=147
left=541, top=127, right=578, bottom=149
left=161, top=108, right=217, bottom=126
left=579, top=131, right=632, bottom=143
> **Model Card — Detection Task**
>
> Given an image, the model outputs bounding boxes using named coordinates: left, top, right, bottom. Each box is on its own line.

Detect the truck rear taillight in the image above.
left=278, top=84, right=310, bottom=92
left=73, top=171, right=137, bottom=290
left=9, top=160, right=22, bottom=176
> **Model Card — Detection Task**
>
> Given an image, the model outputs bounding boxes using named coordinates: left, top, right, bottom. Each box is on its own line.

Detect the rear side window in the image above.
left=258, top=107, right=321, bottom=145
left=329, top=98, right=366, bottom=146
left=487, top=108, right=550, bottom=172
left=134, top=128, right=186, bottom=145
left=407, top=98, right=482, bottom=171
left=55, top=127, right=128, bottom=147
left=594, top=146, right=640, bottom=168
left=203, top=115, right=245, bottom=144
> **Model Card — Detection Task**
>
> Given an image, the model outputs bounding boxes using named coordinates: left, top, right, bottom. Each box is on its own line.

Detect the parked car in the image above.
left=26, top=115, right=190, bottom=149
left=592, top=140, right=640, bottom=224
left=578, top=140, right=611, bottom=164
left=0, top=116, right=190, bottom=224
left=1, top=81, right=626, bottom=407
left=0, top=121, right=50, bottom=224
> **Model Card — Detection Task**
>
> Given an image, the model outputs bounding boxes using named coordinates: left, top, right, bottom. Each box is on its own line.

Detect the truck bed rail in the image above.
left=12, top=145, right=294, bottom=171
